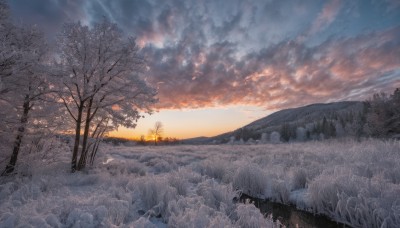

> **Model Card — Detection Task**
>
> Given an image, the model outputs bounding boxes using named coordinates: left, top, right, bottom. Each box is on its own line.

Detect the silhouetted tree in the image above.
left=149, top=121, right=163, bottom=145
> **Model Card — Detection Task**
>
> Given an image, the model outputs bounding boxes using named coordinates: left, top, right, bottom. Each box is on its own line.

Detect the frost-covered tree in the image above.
left=365, top=88, right=400, bottom=137
left=334, top=121, right=345, bottom=137
left=55, top=19, right=157, bottom=172
left=260, top=133, right=268, bottom=143
left=0, top=21, right=57, bottom=175
left=270, top=131, right=280, bottom=143
left=228, top=136, right=235, bottom=144
left=296, top=127, right=306, bottom=141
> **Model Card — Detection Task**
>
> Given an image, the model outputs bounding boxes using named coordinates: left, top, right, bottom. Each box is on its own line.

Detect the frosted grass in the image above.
left=0, top=139, right=399, bottom=227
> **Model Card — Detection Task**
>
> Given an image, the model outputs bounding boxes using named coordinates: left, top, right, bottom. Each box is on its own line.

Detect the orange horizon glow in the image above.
left=107, top=105, right=271, bottom=140
left=107, top=126, right=232, bottom=140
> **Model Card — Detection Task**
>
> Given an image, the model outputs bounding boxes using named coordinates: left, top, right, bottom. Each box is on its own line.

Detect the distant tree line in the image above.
left=102, top=136, right=180, bottom=146
left=226, top=88, right=400, bottom=144
left=136, top=136, right=181, bottom=146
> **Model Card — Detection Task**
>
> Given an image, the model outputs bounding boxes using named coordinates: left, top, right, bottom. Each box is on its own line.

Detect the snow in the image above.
left=1, top=139, right=400, bottom=227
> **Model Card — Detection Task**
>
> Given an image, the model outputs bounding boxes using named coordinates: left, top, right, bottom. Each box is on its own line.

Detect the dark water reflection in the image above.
left=240, top=194, right=349, bottom=228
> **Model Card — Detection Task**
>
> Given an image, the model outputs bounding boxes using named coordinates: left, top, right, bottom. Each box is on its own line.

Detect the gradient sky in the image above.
left=8, top=0, right=400, bottom=139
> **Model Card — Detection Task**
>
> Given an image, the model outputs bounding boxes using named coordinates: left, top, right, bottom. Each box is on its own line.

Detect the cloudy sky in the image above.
left=9, top=0, right=400, bottom=139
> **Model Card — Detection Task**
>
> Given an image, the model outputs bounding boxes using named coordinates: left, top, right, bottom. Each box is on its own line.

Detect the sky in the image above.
left=8, top=0, right=400, bottom=139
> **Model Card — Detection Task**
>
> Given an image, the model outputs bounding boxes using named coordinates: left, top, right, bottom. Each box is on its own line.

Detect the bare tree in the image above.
left=149, top=121, right=163, bottom=145
left=55, top=19, right=157, bottom=172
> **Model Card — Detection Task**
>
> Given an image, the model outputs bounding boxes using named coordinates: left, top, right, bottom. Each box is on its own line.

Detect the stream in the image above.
left=240, top=194, right=349, bottom=228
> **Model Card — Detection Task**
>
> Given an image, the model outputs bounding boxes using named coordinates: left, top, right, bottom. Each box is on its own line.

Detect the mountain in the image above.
left=243, top=101, right=363, bottom=131
left=184, top=101, right=365, bottom=144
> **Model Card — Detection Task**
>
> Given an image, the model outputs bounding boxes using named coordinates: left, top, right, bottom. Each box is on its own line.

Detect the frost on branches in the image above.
left=53, top=18, right=157, bottom=172
left=0, top=1, right=62, bottom=175
left=0, top=1, right=157, bottom=175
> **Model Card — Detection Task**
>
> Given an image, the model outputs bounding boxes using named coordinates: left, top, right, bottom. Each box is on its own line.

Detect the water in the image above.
left=240, top=194, right=349, bottom=228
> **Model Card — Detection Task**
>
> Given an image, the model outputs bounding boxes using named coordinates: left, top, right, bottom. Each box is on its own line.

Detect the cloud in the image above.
left=9, top=0, right=87, bottom=38
left=145, top=26, right=400, bottom=110
left=6, top=0, right=400, bottom=111
left=299, top=0, right=342, bottom=41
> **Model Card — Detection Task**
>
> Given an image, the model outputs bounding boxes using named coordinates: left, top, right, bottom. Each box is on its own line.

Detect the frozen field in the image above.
left=1, top=139, right=400, bottom=227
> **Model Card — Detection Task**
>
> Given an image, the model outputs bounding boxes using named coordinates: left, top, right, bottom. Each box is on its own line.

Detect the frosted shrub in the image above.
left=168, top=170, right=189, bottom=196
left=197, top=159, right=232, bottom=182
left=152, top=158, right=176, bottom=173
left=233, top=164, right=268, bottom=198
left=332, top=180, right=400, bottom=228
left=93, top=206, right=108, bottom=227
left=270, top=180, right=290, bottom=204
left=250, top=155, right=270, bottom=167
left=136, top=177, right=165, bottom=211
left=335, top=193, right=385, bottom=228
left=382, top=167, right=400, bottom=184
left=26, top=216, right=50, bottom=228
left=124, top=160, right=147, bottom=176
left=2, top=139, right=400, bottom=227
left=10, top=183, right=42, bottom=204
left=132, top=217, right=157, bottom=228
left=66, top=208, right=94, bottom=228
left=289, top=168, right=307, bottom=190
left=197, top=179, right=238, bottom=214
left=182, top=168, right=203, bottom=184
left=103, top=159, right=146, bottom=176
left=104, top=199, right=130, bottom=225
left=208, top=214, right=235, bottom=227
left=138, top=153, right=157, bottom=163
left=352, top=163, right=373, bottom=179
left=135, top=177, right=178, bottom=219
left=45, top=214, right=62, bottom=227
left=169, top=204, right=213, bottom=228
left=308, top=171, right=361, bottom=216
left=235, top=202, right=279, bottom=228
left=165, top=196, right=198, bottom=222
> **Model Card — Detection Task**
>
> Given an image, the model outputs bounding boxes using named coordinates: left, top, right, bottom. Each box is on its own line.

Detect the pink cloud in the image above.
left=144, top=26, right=400, bottom=111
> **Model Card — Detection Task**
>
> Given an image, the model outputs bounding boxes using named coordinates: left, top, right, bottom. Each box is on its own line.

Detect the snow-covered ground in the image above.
left=1, top=139, right=400, bottom=227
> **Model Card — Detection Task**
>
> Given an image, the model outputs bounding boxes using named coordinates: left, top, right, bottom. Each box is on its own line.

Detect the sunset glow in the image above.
left=8, top=0, right=400, bottom=139
left=109, top=106, right=271, bottom=139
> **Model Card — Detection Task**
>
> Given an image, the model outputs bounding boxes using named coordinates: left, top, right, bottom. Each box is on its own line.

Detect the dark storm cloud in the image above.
left=7, top=0, right=400, bottom=110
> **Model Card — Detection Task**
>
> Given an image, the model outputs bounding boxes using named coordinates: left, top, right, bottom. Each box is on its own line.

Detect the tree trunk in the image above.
left=2, top=95, right=30, bottom=175
left=71, top=102, right=84, bottom=173
left=88, top=117, right=107, bottom=166
left=77, top=98, right=93, bottom=170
